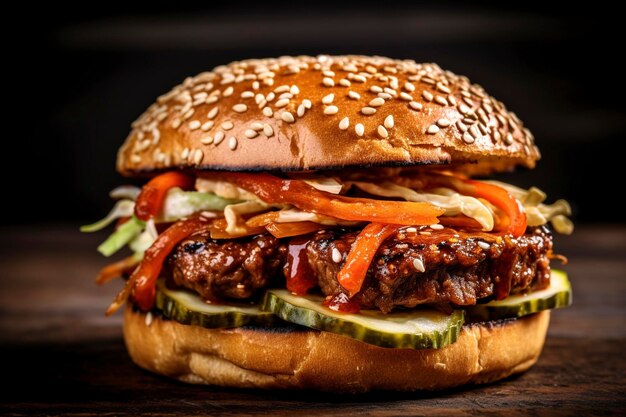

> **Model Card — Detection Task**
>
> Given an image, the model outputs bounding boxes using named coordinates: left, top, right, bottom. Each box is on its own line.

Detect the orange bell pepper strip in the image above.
left=134, top=171, right=195, bottom=221
left=96, top=255, right=139, bottom=285
left=337, top=223, right=401, bottom=296
left=105, top=216, right=211, bottom=315
left=209, top=172, right=444, bottom=226
left=265, top=221, right=327, bottom=238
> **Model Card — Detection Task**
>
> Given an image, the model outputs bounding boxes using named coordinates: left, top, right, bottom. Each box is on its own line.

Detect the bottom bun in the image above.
left=123, top=306, right=549, bottom=392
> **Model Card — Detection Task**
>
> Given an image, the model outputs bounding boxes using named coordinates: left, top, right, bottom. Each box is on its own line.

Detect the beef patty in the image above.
left=166, top=227, right=552, bottom=312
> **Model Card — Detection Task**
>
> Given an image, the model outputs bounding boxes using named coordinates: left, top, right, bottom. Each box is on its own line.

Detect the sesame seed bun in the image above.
left=117, top=55, right=539, bottom=176
left=123, top=306, right=549, bottom=392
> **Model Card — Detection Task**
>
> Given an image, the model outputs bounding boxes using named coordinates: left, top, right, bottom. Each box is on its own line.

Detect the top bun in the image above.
left=117, top=55, right=539, bottom=176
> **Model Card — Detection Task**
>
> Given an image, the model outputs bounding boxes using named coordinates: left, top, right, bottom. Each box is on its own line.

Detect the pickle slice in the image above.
left=466, top=269, right=572, bottom=321
left=155, top=280, right=277, bottom=329
left=262, top=290, right=464, bottom=349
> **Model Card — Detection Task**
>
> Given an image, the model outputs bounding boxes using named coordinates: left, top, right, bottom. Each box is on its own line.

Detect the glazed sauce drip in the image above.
left=323, top=292, right=361, bottom=314
left=285, top=236, right=317, bottom=295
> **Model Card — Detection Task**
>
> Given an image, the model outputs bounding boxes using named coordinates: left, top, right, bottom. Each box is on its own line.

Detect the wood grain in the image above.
left=0, top=225, right=624, bottom=416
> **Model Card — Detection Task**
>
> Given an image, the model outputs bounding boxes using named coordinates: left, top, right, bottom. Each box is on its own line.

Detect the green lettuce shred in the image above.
left=97, top=216, right=145, bottom=257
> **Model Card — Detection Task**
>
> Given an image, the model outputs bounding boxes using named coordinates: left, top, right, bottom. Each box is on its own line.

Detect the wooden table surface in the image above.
left=1, top=225, right=624, bottom=416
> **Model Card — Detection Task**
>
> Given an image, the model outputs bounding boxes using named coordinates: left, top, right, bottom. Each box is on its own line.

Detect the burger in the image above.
left=83, top=55, right=573, bottom=392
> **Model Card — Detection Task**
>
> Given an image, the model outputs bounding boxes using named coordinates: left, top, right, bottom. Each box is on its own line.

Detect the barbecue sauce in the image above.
left=285, top=236, right=317, bottom=295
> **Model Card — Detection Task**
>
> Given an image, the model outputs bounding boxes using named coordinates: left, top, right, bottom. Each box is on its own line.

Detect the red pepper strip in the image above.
left=105, top=216, right=211, bottom=315
left=96, top=255, right=139, bottom=285
left=134, top=171, right=195, bottom=221
left=337, top=223, right=401, bottom=297
left=210, top=172, right=444, bottom=226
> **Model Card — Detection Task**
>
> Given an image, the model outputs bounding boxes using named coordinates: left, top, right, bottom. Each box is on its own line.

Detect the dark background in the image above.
left=6, top=4, right=624, bottom=226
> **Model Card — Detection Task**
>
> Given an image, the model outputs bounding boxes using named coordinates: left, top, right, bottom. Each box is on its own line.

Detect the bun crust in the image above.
left=124, top=306, right=549, bottom=392
left=118, top=56, right=539, bottom=176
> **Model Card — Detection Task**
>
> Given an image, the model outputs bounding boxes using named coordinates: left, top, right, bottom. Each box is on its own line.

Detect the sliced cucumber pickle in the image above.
left=262, top=290, right=464, bottom=349
left=466, top=269, right=572, bottom=321
left=155, top=279, right=277, bottom=329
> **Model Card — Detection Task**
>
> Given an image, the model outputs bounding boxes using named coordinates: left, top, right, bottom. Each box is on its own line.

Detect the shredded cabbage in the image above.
left=97, top=216, right=145, bottom=257
left=80, top=200, right=135, bottom=232
left=350, top=181, right=495, bottom=231
left=224, top=200, right=275, bottom=234
left=109, top=185, right=141, bottom=201
left=303, top=177, right=343, bottom=194
left=157, top=187, right=239, bottom=223
left=486, top=181, right=573, bottom=234
left=129, top=219, right=158, bottom=256
left=195, top=178, right=260, bottom=201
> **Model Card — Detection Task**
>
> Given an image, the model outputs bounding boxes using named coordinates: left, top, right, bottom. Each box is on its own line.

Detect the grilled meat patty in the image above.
left=166, top=227, right=552, bottom=312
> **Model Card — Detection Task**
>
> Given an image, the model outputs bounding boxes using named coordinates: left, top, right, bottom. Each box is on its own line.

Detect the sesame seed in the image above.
left=252, top=81, right=260, bottom=90
left=422, top=77, right=435, bottom=85
left=339, top=117, right=350, bottom=130
left=250, top=122, right=264, bottom=131
left=422, top=91, right=433, bottom=101
left=244, top=129, right=258, bottom=139
left=412, top=258, right=426, bottom=273
left=405, top=227, right=417, bottom=233
left=409, top=101, right=423, bottom=111
left=214, top=131, right=225, bottom=145
left=404, top=82, right=416, bottom=92
left=322, top=77, right=335, bottom=87
left=274, top=85, right=290, bottom=93
left=297, top=104, right=306, bottom=117
left=377, top=125, right=389, bottom=139
left=303, top=99, right=312, bottom=109
left=207, top=108, right=219, bottom=119
left=200, top=135, right=213, bottom=145
left=275, top=98, right=290, bottom=108
left=437, top=83, right=451, bottom=94
left=241, top=91, right=254, bottom=98
left=188, top=120, right=201, bottom=130
left=470, top=125, right=480, bottom=138
left=183, top=109, right=195, bottom=120
left=181, top=147, right=190, bottom=159
left=437, top=118, right=451, bottom=127
left=281, top=112, right=295, bottom=123
left=430, top=223, right=444, bottom=230
left=145, top=312, right=153, bottom=326
left=505, top=133, right=514, bottom=145
left=263, top=124, right=274, bottom=137
left=493, top=130, right=501, bottom=142
left=223, top=86, right=234, bottom=97
left=457, top=121, right=468, bottom=132
left=322, top=93, right=335, bottom=104
left=323, top=70, right=336, bottom=77
left=266, top=92, right=276, bottom=102
left=348, top=91, right=361, bottom=100
left=290, top=85, right=300, bottom=95
left=459, top=104, right=471, bottom=114
left=427, top=125, right=440, bottom=134
left=365, top=65, right=377, bottom=74
left=262, top=107, right=273, bottom=117
left=278, top=93, right=293, bottom=100
left=462, top=132, right=475, bottom=144
left=448, top=95, right=457, bottom=106
left=383, top=87, right=397, bottom=96
left=370, top=85, right=383, bottom=93
left=131, top=154, right=141, bottom=164
left=477, top=241, right=491, bottom=250
left=332, top=248, right=342, bottom=263
left=361, top=107, right=377, bottom=115
left=463, top=96, right=474, bottom=106
left=324, top=106, right=339, bottom=115
left=384, top=115, right=394, bottom=129
left=339, top=79, right=351, bottom=87
left=232, top=104, right=247, bottom=113
left=378, top=92, right=392, bottom=100
left=206, top=95, right=219, bottom=104
left=369, top=97, right=385, bottom=107
left=400, top=92, right=413, bottom=101
left=221, top=121, right=234, bottom=130
left=435, top=96, right=448, bottom=106
left=201, top=121, right=214, bottom=131
left=355, top=123, right=365, bottom=136
left=228, top=136, right=238, bottom=150
left=352, top=74, right=366, bottom=83
left=193, top=149, right=203, bottom=164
